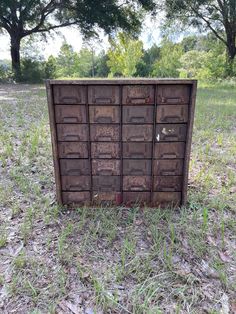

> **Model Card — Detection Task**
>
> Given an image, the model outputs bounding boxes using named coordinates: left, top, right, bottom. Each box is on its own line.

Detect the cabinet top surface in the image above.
left=47, top=78, right=197, bottom=85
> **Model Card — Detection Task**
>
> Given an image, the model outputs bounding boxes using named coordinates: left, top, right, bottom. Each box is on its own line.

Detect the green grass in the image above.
left=0, top=82, right=235, bottom=313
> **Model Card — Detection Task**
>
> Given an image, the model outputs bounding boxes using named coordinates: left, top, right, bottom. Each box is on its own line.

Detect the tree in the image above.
left=135, top=44, right=160, bottom=76
left=0, top=0, right=156, bottom=81
left=164, top=0, right=236, bottom=75
left=107, top=33, right=144, bottom=77
left=152, top=38, right=183, bottom=77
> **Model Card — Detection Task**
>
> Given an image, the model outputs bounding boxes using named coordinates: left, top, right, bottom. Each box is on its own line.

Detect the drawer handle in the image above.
left=62, top=117, right=80, bottom=123
left=130, top=117, right=146, bottom=123
left=160, top=116, right=184, bottom=122
left=94, top=117, right=113, bottom=123
left=96, top=153, right=113, bottom=158
left=95, top=98, right=113, bottom=104
left=161, top=97, right=182, bottom=104
left=61, top=96, right=81, bottom=103
left=160, top=153, right=178, bottom=158
left=69, top=184, right=84, bottom=190
left=63, top=135, right=80, bottom=141
left=96, top=136, right=113, bottom=141
left=127, top=97, right=149, bottom=104
left=65, top=152, right=81, bottom=158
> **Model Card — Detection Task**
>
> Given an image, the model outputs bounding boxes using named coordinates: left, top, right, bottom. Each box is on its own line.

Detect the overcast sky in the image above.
left=0, top=16, right=163, bottom=60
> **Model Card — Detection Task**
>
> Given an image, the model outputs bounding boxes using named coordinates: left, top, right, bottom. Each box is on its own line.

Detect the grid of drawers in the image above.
left=47, top=80, right=197, bottom=207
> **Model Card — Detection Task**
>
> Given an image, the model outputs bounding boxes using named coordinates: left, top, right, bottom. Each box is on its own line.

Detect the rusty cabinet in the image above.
left=46, top=79, right=197, bottom=208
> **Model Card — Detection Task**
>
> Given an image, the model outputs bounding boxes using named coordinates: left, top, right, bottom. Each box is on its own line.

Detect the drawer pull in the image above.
left=161, top=97, right=182, bottom=104
left=62, top=117, right=79, bottom=123
left=95, top=98, right=113, bottom=104
left=130, top=117, right=145, bottom=123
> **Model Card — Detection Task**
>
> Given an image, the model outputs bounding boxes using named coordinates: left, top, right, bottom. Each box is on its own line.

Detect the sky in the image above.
left=0, top=15, right=162, bottom=60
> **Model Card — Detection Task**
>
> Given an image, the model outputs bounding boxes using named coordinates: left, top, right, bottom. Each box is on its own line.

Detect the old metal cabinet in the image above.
left=46, top=79, right=197, bottom=208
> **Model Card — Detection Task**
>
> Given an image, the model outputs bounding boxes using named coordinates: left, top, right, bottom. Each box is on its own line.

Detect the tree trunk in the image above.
left=10, top=36, right=22, bottom=81
left=225, top=33, right=236, bottom=77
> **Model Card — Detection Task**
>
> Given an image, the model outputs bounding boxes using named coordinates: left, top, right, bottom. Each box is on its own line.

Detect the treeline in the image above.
left=0, top=32, right=235, bottom=83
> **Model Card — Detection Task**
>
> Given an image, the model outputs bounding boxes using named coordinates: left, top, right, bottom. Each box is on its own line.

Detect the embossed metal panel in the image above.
left=47, top=79, right=197, bottom=208
left=91, top=142, right=120, bottom=159
left=61, top=176, right=90, bottom=191
left=157, top=85, right=190, bottom=104
left=123, top=125, right=153, bottom=142
left=123, top=143, right=152, bottom=159
left=156, top=124, right=187, bottom=142
left=60, top=159, right=90, bottom=176
left=123, top=160, right=151, bottom=175
left=123, top=85, right=154, bottom=104
left=156, top=105, right=188, bottom=123
left=153, top=159, right=183, bottom=176
left=123, top=106, right=153, bottom=123
left=53, top=85, right=86, bottom=104
left=153, top=176, right=182, bottom=192
left=90, top=125, right=120, bottom=141
left=154, top=142, right=185, bottom=159
left=55, top=105, right=87, bottom=123
left=89, top=106, right=120, bottom=123
left=57, top=124, right=88, bottom=142
left=92, top=159, right=120, bottom=175
left=88, top=85, right=120, bottom=104
left=58, top=142, right=88, bottom=158
left=93, top=176, right=120, bottom=191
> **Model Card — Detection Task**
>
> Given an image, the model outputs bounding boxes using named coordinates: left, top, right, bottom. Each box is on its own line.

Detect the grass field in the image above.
left=0, top=82, right=235, bottom=314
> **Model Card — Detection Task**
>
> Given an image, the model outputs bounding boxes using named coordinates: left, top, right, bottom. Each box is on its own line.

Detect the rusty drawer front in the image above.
left=60, top=159, right=90, bottom=176
left=156, top=124, right=187, bottom=142
left=153, top=159, right=183, bottom=176
left=55, top=105, right=87, bottom=123
left=62, top=192, right=90, bottom=205
left=152, top=192, right=181, bottom=207
left=92, top=159, right=120, bottom=175
left=89, top=106, right=120, bottom=123
left=93, top=176, right=120, bottom=191
left=90, top=125, right=120, bottom=141
left=123, top=160, right=151, bottom=175
left=91, top=142, right=120, bottom=159
left=57, top=124, right=88, bottom=142
left=123, top=106, right=153, bottom=123
left=53, top=85, right=86, bottom=104
left=123, top=125, right=153, bottom=142
left=122, top=192, right=150, bottom=205
left=88, top=85, right=120, bottom=104
left=58, top=142, right=88, bottom=158
left=154, top=142, right=185, bottom=159
left=123, top=143, right=152, bottom=159
left=122, top=85, right=154, bottom=105
left=123, top=176, right=151, bottom=191
left=61, top=176, right=90, bottom=191
left=157, top=85, right=190, bottom=105
left=156, top=105, right=188, bottom=123
left=93, top=192, right=120, bottom=205
left=153, top=176, right=182, bottom=192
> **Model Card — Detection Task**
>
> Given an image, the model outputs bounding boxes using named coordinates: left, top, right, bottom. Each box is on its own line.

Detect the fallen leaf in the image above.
left=219, top=251, right=231, bottom=263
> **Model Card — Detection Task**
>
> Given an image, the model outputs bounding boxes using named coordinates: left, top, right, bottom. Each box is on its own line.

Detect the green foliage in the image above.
left=55, top=43, right=80, bottom=78
left=44, top=56, right=57, bottom=79
left=152, top=38, right=183, bottom=77
left=107, top=33, right=144, bottom=77
left=0, top=63, right=13, bottom=83
left=135, top=44, right=160, bottom=77
left=20, top=59, right=45, bottom=83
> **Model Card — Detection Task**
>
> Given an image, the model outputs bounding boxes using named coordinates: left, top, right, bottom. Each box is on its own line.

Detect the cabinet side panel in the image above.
left=46, top=81, right=62, bottom=205
left=182, top=81, right=197, bottom=205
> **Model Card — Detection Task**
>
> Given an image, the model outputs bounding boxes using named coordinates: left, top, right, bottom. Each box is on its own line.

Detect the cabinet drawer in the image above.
left=156, top=105, right=188, bottom=123
left=123, top=106, right=153, bottom=123
left=93, top=176, right=120, bottom=191
left=153, top=159, right=183, bottom=176
left=122, top=192, right=150, bottom=205
left=90, top=125, right=120, bottom=141
left=57, top=124, right=88, bottom=142
left=154, top=142, right=185, bottom=159
left=92, top=159, right=120, bottom=175
left=88, top=85, right=120, bottom=104
left=53, top=85, right=86, bottom=104
left=123, top=125, right=153, bottom=142
left=61, top=176, right=90, bottom=191
left=123, top=160, right=151, bottom=175
left=60, top=159, right=90, bottom=176
left=93, top=192, right=120, bottom=205
left=123, top=142, right=152, bottom=159
left=123, top=176, right=151, bottom=191
left=89, top=106, right=120, bottom=123
left=156, top=124, right=187, bottom=142
left=153, top=176, right=182, bottom=192
left=91, top=142, right=120, bottom=159
left=55, top=105, right=87, bottom=123
left=122, top=85, right=154, bottom=104
left=152, top=192, right=181, bottom=207
left=58, top=142, right=88, bottom=158
left=62, top=191, right=90, bottom=205
left=157, top=85, right=190, bottom=105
